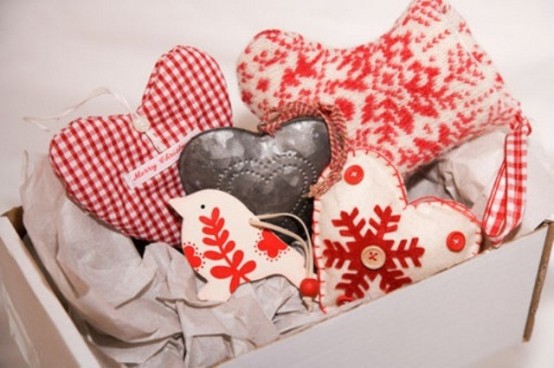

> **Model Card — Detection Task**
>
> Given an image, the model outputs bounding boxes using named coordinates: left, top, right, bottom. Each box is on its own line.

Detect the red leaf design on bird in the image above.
left=211, top=265, right=233, bottom=279
left=239, top=260, right=256, bottom=275
left=202, top=236, right=219, bottom=246
left=219, top=228, right=229, bottom=242
left=232, top=250, right=244, bottom=267
left=204, top=250, right=224, bottom=260
left=229, top=260, right=257, bottom=293
left=200, top=207, right=257, bottom=295
left=222, top=237, right=234, bottom=252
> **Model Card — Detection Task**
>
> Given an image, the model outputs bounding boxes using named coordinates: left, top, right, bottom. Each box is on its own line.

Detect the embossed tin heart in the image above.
left=178, top=118, right=330, bottom=237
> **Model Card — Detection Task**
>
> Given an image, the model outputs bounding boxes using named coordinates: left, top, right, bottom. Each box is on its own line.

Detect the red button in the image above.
left=447, top=231, right=466, bottom=252
left=344, top=164, right=364, bottom=185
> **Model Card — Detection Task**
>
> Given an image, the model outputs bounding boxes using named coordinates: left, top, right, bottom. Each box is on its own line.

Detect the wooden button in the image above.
left=361, top=245, right=386, bottom=270
left=447, top=231, right=466, bottom=252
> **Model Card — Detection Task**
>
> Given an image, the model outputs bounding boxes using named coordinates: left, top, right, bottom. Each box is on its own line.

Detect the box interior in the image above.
left=1, top=207, right=552, bottom=368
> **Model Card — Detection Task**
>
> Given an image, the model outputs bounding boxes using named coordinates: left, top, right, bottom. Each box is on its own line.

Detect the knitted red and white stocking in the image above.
left=237, top=0, right=523, bottom=175
left=238, top=0, right=532, bottom=244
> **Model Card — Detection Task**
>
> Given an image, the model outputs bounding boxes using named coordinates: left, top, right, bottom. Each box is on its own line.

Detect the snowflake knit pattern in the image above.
left=312, top=149, right=481, bottom=312
left=237, top=0, right=522, bottom=175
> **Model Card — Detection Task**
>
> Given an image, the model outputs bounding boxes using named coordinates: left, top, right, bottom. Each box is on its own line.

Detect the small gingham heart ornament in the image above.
left=49, top=46, right=232, bottom=245
left=313, top=149, right=482, bottom=312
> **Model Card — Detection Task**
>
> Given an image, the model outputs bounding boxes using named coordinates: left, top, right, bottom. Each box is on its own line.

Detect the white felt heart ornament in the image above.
left=49, top=46, right=232, bottom=245
left=312, top=149, right=482, bottom=312
left=170, top=189, right=308, bottom=302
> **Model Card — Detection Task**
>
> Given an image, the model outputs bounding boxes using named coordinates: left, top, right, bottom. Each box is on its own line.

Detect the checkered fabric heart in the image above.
left=49, top=46, right=232, bottom=245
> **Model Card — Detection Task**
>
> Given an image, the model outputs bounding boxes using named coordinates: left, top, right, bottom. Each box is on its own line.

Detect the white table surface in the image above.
left=1, top=1, right=553, bottom=367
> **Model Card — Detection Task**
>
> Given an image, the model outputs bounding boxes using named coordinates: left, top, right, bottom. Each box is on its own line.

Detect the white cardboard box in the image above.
left=0, top=211, right=103, bottom=367
left=0, top=209, right=552, bottom=368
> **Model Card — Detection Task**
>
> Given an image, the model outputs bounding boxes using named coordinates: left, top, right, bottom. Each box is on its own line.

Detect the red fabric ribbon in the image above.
left=482, top=114, right=532, bottom=245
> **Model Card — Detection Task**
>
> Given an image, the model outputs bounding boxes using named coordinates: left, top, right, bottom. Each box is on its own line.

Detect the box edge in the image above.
left=523, top=221, right=554, bottom=341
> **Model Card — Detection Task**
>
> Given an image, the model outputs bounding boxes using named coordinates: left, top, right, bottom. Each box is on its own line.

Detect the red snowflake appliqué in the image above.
left=323, top=205, right=425, bottom=301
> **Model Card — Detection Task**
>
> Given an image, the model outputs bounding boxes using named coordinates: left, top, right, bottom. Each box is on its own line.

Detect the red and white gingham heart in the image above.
left=49, top=46, right=232, bottom=245
left=312, top=149, right=482, bottom=312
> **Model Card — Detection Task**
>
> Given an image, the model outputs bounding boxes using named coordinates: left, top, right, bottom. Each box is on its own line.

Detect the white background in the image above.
left=0, top=1, right=553, bottom=367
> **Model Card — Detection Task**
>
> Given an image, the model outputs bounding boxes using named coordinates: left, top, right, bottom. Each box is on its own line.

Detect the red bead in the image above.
left=344, top=164, right=364, bottom=185
left=300, top=278, right=319, bottom=298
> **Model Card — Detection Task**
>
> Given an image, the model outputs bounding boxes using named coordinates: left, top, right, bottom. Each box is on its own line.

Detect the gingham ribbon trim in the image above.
left=483, top=114, right=532, bottom=245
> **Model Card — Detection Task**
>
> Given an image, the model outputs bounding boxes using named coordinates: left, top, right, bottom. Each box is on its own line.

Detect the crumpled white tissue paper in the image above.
left=20, top=154, right=323, bottom=367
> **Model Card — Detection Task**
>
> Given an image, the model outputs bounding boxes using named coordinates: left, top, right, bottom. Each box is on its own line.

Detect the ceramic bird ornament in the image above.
left=169, top=189, right=317, bottom=302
